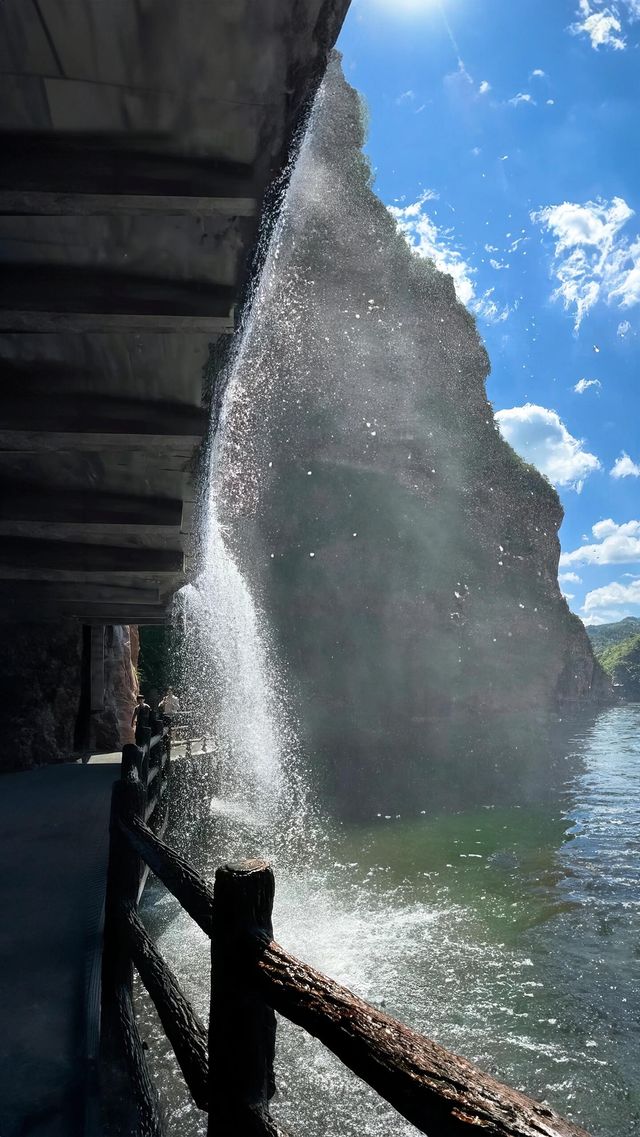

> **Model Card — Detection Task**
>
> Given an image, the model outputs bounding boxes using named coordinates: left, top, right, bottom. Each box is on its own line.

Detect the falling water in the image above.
left=180, top=514, right=285, bottom=827
left=139, top=66, right=640, bottom=1137
left=174, top=112, right=320, bottom=862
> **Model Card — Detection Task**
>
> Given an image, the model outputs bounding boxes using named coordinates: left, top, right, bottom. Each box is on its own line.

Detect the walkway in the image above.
left=0, top=757, right=119, bottom=1137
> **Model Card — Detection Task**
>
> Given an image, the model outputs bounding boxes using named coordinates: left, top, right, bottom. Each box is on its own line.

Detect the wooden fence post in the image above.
left=102, top=754, right=164, bottom=1137
left=208, top=860, right=284, bottom=1137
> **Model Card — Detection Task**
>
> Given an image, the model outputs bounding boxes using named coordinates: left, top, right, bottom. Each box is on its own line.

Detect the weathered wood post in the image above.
left=102, top=745, right=164, bottom=1137
left=208, top=860, right=283, bottom=1137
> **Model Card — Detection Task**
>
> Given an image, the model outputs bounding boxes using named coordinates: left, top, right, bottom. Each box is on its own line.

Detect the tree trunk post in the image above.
left=102, top=761, right=163, bottom=1135
left=208, top=860, right=278, bottom=1137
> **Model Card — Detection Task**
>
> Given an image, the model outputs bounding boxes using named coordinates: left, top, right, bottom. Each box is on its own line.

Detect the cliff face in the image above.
left=218, top=59, right=610, bottom=811
left=0, top=622, right=83, bottom=771
left=0, top=622, right=138, bottom=772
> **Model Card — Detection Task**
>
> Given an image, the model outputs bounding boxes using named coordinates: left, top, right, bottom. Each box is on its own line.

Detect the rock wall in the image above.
left=0, top=622, right=83, bottom=772
left=0, top=622, right=138, bottom=772
left=216, top=58, right=610, bottom=813
left=91, top=625, right=139, bottom=751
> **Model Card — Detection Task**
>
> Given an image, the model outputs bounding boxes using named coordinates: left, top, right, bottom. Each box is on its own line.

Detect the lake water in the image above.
left=139, top=704, right=640, bottom=1136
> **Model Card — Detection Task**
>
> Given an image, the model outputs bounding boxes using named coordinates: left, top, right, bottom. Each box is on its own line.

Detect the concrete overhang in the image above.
left=0, top=0, right=350, bottom=623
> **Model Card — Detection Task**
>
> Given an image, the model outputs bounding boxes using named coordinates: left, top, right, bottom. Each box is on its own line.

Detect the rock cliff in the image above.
left=0, top=622, right=137, bottom=772
left=218, top=58, right=610, bottom=812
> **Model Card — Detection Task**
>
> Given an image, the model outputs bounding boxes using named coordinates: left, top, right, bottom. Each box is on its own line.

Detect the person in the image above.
left=158, top=687, right=180, bottom=722
left=131, top=694, right=151, bottom=747
left=158, top=687, right=180, bottom=739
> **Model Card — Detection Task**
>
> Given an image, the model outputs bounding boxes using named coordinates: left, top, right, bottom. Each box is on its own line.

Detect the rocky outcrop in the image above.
left=217, top=58, right=610, bottom=813
left=91, top=625, right=139, bottom=751
left=0, top=622, right=138, bottom=772
left=0, top=622, right=83, bottom=772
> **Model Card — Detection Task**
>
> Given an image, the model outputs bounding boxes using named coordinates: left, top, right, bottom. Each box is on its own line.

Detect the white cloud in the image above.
left=559, top=571, right=582, bottom=583
left=560, top=518, right=640, bottom=566
left=571, top=3, right=626, bottom=50
left=388, top=192, right=510, bottom=324
left=508, top=92, right=535, bottom=107
left=495, top=404, right=601, bottom=492
left=479, top=80, right=491, bottom=94
left=570, top=0, right=640, bottom=50
left=531, top=68, right=547, bottom=78
left=531, top=196, right=640, bottom=328
left=617, top=319, right=632, bottom=336
left=397, top=89, right=415, bottom=104
left=611, top=451, right=640, bottom=477
left=583, top=578, right=640, bottom=618
left=489, top=257, right=510, bottom=270
left=574, top=377, right=601, bottom=394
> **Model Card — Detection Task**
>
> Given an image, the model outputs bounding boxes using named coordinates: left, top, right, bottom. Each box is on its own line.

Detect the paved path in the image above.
left=0, top=758, right=119, bottom=1137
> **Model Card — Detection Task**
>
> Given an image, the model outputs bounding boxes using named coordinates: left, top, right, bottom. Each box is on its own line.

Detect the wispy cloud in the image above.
left=611, top=452, right=640, bottom=477
left=531, top=196, right=640, bottom=328
left=388, top=192, right=510, bottom=323
left=495, top=403, right=601, bottom=491
left=618, top=319, right=633, bottom=336
left=559, top=571, right=582, bottom=583
left=574, top=377, right=601, bottom=394
left=508, top=92, right=535, bottom=107
left=561, top=518, right=640, bottom=566
left=531, top=68, right=547, bottom=78
left=478, top=80, right=491, bottom=95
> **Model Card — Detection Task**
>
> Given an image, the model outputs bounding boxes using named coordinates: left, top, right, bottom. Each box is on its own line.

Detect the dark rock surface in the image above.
left=0, top=622, right=137, bottom=772
left=218, top=59, right=610, bottom=812
left=0, top=622, right=83, bottom=771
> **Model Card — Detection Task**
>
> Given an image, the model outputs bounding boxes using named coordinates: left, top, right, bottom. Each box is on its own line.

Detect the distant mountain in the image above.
left=586, top=616, right=640, bottom=655
left=596, top=633, right=640, bottom=700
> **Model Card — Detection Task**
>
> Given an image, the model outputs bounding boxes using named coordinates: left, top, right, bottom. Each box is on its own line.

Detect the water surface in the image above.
left=140, top=705, right=640, bottom=1136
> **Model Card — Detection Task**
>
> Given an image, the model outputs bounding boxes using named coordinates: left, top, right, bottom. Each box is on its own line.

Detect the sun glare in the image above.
left=368, top=0, right=441, bottom=20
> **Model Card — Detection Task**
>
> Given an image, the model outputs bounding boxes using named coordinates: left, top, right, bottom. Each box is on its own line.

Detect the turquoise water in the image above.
left=140, top=705, right=640, bottom=1135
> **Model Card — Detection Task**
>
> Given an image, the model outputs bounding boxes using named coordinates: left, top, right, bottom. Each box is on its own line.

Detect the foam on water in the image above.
left=141, top=706, right=640, bottom=1136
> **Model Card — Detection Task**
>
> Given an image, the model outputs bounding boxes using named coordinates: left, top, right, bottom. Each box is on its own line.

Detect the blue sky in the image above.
left=337, top=0, right=640, bottom=625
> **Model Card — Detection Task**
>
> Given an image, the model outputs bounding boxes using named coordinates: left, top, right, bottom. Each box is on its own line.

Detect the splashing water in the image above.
left=180, top=513, right=283, bottom=815
left=174, top=108, right=323, bottom=864
left=142, top=69, right=640, bottom=1137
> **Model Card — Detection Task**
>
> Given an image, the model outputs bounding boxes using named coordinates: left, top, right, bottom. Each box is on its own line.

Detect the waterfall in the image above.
left=175, top=121, right=318, bottom=862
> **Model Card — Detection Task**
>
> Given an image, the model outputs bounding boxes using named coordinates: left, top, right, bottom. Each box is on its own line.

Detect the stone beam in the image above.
left=0, top=133, right=257, bottom=202
left=0, top=265, right=235, bottom=334
left=0, top=582, right=160, bottom=605
left=0, top=191, right=257, bottom=218
left=0, top=538, right=184, bottom=575
left=0, top=485, right=184, bottom=527
left=0, top=393, right=207, bottom=432
left=0, top=602, right=170, bottom=624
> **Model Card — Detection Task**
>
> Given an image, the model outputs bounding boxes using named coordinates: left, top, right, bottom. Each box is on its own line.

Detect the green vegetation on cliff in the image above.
left=586, top=616, right=640, bottom=655
left=596, top=633, right=640, bottom=699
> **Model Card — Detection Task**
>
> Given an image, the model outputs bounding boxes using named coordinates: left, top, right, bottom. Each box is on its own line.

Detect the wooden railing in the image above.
left=169, top=714, right=212, bottom=759
left=101, top=751, right=592, bottom=1137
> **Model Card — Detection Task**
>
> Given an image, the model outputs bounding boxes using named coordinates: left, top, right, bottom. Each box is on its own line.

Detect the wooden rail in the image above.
left=102, top=778, right=593, bottom=1137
